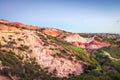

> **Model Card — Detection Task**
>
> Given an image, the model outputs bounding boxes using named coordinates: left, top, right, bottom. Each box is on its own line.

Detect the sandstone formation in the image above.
left=65, top=33, right=110, bottom=49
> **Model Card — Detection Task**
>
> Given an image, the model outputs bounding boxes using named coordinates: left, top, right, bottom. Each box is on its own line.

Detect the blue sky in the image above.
left=0, top=0, right=120, bottom=33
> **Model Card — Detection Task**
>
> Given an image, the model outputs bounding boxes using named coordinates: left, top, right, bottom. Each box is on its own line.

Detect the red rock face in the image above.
left=65, top=34, right=110, bottom=49
left=0, top=21, right=25, bottom=29
left=42, top=28, right=63, bottom=37
left=85, top=40, right=110, bottom=49
left=9, top=22, right=25, bottom=27
left=0, top=20, right=39, bottom=30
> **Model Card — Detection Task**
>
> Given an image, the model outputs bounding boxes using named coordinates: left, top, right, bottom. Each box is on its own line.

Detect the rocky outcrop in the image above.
left=25, top=33, right=83, bottom=77
left=0, top=20, right=39, bottom=30
left=65, top=33, right=87, bottom=43
left=42, top=28, right=63, bottom=37
left=0, top=22, right=83, bottom=78
left=65, top=33, right=110, bottom=49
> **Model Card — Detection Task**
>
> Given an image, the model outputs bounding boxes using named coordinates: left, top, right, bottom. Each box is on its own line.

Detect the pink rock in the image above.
left=65, top=33, right=110, bottom=49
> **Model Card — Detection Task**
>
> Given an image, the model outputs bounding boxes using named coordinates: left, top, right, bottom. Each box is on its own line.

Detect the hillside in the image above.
left=0, top=20, right=120, bottom=80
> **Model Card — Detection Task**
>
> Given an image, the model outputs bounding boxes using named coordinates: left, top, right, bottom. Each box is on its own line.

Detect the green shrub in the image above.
left=18, top=44, right=29, bottom=51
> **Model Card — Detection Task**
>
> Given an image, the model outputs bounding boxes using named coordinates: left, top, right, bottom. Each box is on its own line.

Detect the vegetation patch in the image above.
left=17, top=44, right=29, bottom=51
